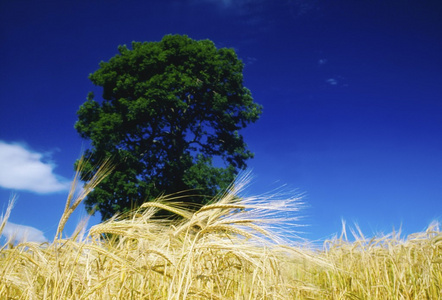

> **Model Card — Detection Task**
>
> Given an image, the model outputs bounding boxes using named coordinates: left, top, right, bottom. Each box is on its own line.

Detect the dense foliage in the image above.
left=75, top=34, right=262, bottom=219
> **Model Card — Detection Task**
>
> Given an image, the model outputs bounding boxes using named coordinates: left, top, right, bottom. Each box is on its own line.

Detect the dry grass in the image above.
left=0, top=163, right=441, bottom=299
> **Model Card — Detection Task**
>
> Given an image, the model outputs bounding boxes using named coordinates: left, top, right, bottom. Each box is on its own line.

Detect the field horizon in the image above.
left=1, top=167, right=441, bottom=299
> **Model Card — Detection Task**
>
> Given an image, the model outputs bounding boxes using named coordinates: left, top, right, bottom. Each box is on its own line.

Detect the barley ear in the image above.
left=55, top=156, right=113, bottom=240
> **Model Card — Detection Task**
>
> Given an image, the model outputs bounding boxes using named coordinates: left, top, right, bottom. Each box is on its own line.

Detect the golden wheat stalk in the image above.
left=0, top=195, right=16, bottom=240
left=1, top=161, right=440, bottom=299
left=55, top=156, right=114, bottom=240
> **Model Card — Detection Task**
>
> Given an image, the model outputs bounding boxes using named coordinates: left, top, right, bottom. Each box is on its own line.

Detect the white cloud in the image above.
left=0, top=141, right=70, bottom=194
left=326, top=78, right=338, bottom=85
left=245, top=56, right=258, bottom=66
left=1, top=221, right=48, bottom=244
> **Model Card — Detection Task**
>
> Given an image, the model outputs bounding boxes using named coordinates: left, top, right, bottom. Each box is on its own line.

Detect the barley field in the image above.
left=1, top=161, right=441, bottom=299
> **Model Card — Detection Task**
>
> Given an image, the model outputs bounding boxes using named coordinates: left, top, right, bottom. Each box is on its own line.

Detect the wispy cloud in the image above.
left=245, top=56, right=258, bottom=66
left=1, top=221, right=48, bottom=244
left=287, top=0, right=320, bottom=17
left=216, top=0, right=234, bottom=6
left=196, top=0, right=317, bottom=13
left=318, top=59, right=327, bottom=66
left=191, top=0, right=320, bottom=32
left=193, top=0, right=266, bottom=18
left=326, top=78, right=338, bottom=85
left=0, top=141, right=70, bottom=194
left=325, top=76, right=349, bottom=87
left=194, top=0, right=254, bottom=9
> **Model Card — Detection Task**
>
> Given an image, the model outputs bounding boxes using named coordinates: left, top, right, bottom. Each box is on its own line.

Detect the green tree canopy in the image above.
left=75, top=34, right=262, bottom=220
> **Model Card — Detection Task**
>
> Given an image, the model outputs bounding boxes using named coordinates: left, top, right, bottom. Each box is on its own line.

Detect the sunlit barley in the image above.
left=0, top=160, right=440, bottom=299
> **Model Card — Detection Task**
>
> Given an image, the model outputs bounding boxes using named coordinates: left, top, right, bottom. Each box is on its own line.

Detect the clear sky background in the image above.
left=1, top=0, right=441, bottom=244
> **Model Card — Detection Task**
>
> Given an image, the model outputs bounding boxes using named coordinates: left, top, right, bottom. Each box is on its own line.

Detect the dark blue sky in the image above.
left=1, top=0, right=441, bottom=244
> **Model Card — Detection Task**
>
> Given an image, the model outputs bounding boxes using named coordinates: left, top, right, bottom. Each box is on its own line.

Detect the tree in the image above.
left=75, top=34, right=262, bottom=220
